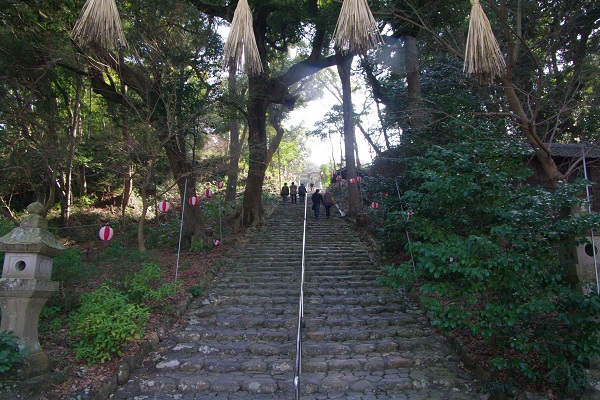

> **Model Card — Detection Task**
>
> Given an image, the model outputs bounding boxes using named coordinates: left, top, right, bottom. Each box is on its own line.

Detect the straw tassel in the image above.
left=71, top=0, right=127, bottom=50
left=333, top=0, right=383, bottom=55
left=223, top=0, right=263, bottom=75
left=464, top=0, right=506, bottom=84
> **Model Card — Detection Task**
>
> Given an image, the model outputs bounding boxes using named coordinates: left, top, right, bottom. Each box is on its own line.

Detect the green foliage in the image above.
left=378, top=137, right=600, bottom=396
left=39, top=305, right=65, bottom=334
left=0, top=331, right=27, bottom=373
left=189, top=240, right=208, bottom=253
left=69, top=285, right=149, bottom=364
left=123, top=262, right=181, bottom=303
left=188, top=285, right=204, bottom=297
left=144, top=215, right=181, bottom=250
left=52, top=248, right=98, bottom=288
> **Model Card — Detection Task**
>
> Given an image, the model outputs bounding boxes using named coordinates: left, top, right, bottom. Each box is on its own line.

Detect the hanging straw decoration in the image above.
left=464, top=0, right=506, bottom=84
left=71, top=0, right=127, bottom=50
left=223, top=0, right=263, bottom=75
left=333, top=0, right=383, bottom=55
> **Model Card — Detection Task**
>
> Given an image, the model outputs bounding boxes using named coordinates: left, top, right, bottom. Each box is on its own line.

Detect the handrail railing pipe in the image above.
left=294, top=192, right=309, bottom=399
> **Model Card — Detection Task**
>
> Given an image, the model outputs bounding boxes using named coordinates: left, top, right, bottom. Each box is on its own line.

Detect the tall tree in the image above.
left=77, top=0, right=223, bottom=245
left=189, top=0, right=347, bottom=227
left=380, top=0, right=600, bottom=184
left=336, top=52, right=361, bottom=215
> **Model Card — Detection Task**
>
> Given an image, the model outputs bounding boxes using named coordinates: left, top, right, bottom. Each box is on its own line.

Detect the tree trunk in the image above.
left=238, top=75, right=270, bottom=228
left=405, top=35, right=424, bottom=133
left=121, top=164, right=133, bottom=228
left=337, top=53, right=361, bottom=216
left=226, top=64, right=242, bottom=202
left=163, top=134, right=207, bottom=245
left=499, top=75, right=565, bottom=185
left=64, top=75, right=83, bottom=223
left=138, top=181, right=150, bottom=252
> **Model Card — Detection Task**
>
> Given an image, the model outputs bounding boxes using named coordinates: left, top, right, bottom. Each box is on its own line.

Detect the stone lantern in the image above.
left=0, top=202, right=65, bottom=379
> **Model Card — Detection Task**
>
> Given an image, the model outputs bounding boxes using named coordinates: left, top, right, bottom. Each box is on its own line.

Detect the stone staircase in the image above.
left=111, top=200, right=482, bottom=399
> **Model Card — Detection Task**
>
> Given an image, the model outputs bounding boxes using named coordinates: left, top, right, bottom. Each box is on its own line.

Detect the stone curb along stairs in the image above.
left=110, top=201, right=484, bottom=399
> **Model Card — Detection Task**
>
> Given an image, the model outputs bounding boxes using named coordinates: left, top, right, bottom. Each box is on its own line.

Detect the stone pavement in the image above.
left=110, top=199, right=485, bottom=399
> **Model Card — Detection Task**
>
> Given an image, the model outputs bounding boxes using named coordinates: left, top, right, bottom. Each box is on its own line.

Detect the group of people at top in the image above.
left=280, top=177, right=336, bottom=219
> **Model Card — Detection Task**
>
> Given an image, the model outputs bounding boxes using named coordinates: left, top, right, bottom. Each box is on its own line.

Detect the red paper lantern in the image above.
left=213, top=239, right=221, bottom=246
left=158, top=200, right=170, bottom=213
left=217, top=181, right=224, bottom=189
left=188, top=196, right=198, bottom=206
left=341, top=181, right=345, bottom=187
left=349, top=178, right=355, bottom=184
left=371, top=202, right=379, bottom=209
left=336, top=175, right=341, bottom=181
left=357, top=176, right=362, bottom=182
left=204, top=188, right=212, bottom=197
left=99, top=226, right=113, bottom=241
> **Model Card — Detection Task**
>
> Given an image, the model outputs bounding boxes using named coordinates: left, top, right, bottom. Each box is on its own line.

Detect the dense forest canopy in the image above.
left=0, top=0, right=598, bottom=232
left=1, top=1, right=600, bottom=396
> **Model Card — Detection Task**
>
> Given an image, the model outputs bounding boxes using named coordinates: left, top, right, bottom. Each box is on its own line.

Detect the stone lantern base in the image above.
left=0, top=278, right=59, bottom=380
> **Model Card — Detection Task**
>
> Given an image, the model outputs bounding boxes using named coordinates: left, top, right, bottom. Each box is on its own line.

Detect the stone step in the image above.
left=110, top=202, right=482, bottom=399
left=114, top=364, right=471, bottom=398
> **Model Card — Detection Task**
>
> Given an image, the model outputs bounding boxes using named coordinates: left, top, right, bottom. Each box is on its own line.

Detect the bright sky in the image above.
left=285, top=89, right=377, bottom=168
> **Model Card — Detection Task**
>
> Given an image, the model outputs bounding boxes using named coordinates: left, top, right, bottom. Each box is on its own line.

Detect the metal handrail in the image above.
left=294, top=192, right=309, bottom=399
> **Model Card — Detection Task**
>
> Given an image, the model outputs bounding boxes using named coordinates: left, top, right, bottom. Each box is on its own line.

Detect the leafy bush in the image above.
left=0, top=331, right=27, bottom=373
left=98, top=242, right=149, bottom=265
left=52, top=248, right=98, bottom=288
left=189, top=284, right=204, bottom=297
left=123, top=262, right=181, bottom=303
left=144, top=214, right=181, bottom=250
left=69, top=285, right=149, bottom=364
left=379, top=138, right=600, bottom=396
left=39, top=305, right=65, bottom=333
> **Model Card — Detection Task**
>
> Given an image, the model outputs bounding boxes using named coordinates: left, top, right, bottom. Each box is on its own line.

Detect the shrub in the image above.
left=380, top=138, right=600, bottom=396
left=189, top=284, right=204, bottom=297
left=123, top=262, right=181, bottom=303
left=0, top=331, right=27, bottom=373
left=69, top=285, right=149, bottom=364
left=52, top=249, right=98, bottom=287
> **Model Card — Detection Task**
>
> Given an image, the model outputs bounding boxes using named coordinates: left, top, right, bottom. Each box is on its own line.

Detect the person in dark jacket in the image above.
left=323, top=190, right=336, bottom=219
left=298, top=183, right=307, bottom=203
left=311, top=189, right=324, bottom=218
left=290, top=182, right=298, bottom=204
left=281, top=183, right=290, bottom=204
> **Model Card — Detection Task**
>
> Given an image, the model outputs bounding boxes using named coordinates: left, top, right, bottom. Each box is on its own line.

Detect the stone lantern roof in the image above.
left=0, top=202, right=66, bottom=256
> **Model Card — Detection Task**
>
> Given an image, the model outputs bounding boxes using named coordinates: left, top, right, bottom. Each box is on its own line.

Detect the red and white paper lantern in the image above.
left=371, top=201, right=379, bottom=209
left=217, top=181, right=224, bottom=189
left=204, top=188, right=212, bottom=197
left=213, top=239, right=221, bottom=246
left=188, top=196, right=198, bottom=206
left=99, top=226, right=114, bottom=241
left=356, top=176, right=362, bottom=182
left=349, top=178, right=355, bottom=184
left=158, top=200, right=170, bottom=213
left=336, top=175, right=341, bottom=181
